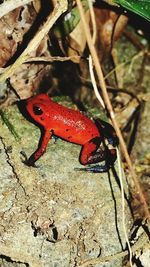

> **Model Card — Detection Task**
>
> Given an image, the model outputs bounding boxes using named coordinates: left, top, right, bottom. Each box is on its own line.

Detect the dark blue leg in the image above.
left=94, top=118, right=119, bottom=147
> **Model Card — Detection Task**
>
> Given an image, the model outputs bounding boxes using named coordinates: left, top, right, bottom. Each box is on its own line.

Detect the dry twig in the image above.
left=25, top=55, right=81, bottom=63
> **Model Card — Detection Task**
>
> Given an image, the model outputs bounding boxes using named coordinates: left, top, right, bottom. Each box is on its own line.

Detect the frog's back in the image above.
left=26, top=94, right=100, bottom=145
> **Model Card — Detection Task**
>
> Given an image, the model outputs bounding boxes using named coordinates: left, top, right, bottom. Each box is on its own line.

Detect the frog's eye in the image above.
left=33, top=105, right=43, bottom=115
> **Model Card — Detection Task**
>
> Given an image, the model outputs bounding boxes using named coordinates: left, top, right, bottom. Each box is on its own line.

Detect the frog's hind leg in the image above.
left=76, top=147, right=117, bottom=173
left=76, top=134, right=117, bottom=173
left=79, top=137, right=103, bottom=165
left=75, top=148, right=117, bottom=173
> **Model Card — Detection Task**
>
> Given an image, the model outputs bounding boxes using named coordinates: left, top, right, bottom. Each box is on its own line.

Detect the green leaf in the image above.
left=52, top=0, right=89, bottom=38
left=114, top=0, right=150, bottom=21
left=0, top=110, right=20, bottom=140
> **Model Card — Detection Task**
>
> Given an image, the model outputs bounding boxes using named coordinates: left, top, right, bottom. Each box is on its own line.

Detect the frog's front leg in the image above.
left=25, top=129, right=52, bottom=166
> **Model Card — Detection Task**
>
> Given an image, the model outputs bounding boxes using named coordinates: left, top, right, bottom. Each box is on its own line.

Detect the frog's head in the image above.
left=17, top=94, right=52, bottom=128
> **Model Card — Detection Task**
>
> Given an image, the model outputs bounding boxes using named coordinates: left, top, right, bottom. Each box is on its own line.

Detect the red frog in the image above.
left=18, top=94, right=118, bottom=172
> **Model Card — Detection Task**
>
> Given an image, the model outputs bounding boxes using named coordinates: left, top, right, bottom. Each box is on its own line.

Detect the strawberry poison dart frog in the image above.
left=18, top=94, right=118, bottom=172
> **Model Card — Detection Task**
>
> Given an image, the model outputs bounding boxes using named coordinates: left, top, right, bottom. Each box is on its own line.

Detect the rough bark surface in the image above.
left=0, top=101, right=132, bottom=267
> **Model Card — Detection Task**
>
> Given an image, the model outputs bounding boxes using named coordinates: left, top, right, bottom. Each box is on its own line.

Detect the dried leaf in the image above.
left=0, top=3, right=53, bottom=101
left=67, top=10, right=90, bottom=63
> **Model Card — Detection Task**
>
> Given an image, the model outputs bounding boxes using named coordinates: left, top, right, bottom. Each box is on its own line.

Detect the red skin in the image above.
left=18, top=94, right=118, bottom=170
left=24, top=94, right=102, bottom=165
left=26, top=94, right=100, bottom=144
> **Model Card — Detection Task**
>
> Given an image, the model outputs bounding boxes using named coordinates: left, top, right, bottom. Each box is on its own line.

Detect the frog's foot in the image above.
left=20, top=151, right=37, bottom=167
left=74, top=164, right=109, bottom=173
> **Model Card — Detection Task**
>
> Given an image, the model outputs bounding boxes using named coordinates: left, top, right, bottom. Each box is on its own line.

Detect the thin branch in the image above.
left=89, top=56, right=105, bottom=108
left=117, top=148, right=133, bottom=267
left=76, top=0, right=150, bottom=223
left=87, top=0, right=96, bottom=44
left=88, top=0, right=105, bottom=107
left=0, top=0, right=68, bottom=83
left=25, top=55, right=81, bottom=63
